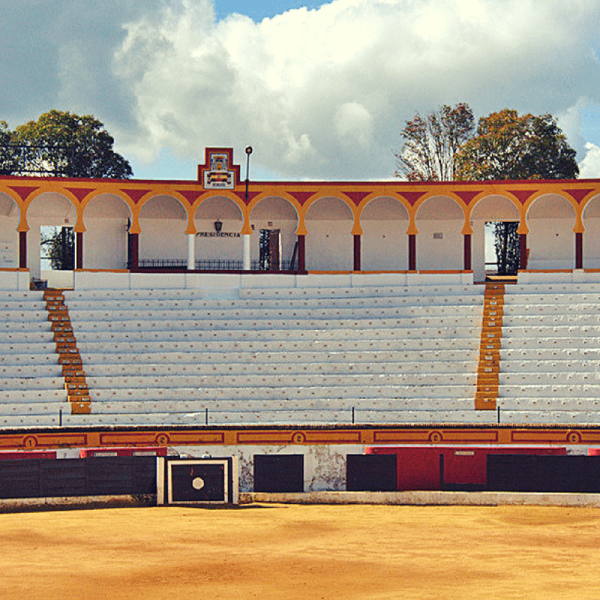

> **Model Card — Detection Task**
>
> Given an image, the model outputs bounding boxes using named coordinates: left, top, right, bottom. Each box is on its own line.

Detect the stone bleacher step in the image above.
left=88, top=383, right=476, bottom=402
left=83, top=359, right=479, bottom=378
left=80, top=348, right=479, bottom=366
left=63, top=409, right=497, bottom=427
left=77, top=336, right=480, bottom=355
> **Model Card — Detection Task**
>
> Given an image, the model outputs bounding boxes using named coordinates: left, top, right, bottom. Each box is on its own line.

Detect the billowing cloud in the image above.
left=579, top=142, right=600, bottom=179
left=2, top=0, right=600, bottom=179
left=112, top=0, right=600, bottom=178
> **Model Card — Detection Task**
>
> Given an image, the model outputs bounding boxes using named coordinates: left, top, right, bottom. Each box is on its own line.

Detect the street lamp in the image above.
left=243, top=146, right=253, bottom=272
left=244, top=145, right=253, bottom=204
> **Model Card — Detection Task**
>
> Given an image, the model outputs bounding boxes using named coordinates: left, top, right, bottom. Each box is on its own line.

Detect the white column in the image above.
left=242, top=233, right=251, bottom=271
left=187, top=234, right=195, bottom=270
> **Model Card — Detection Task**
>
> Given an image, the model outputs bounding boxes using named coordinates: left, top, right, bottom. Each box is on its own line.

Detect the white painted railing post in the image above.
left=242, top=234, right=251, bottom=271
left=187, top=233, right=195, bottom=270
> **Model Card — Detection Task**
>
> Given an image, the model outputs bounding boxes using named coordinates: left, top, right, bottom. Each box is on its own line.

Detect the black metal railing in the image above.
left=136, top=258, right=299, bottom=271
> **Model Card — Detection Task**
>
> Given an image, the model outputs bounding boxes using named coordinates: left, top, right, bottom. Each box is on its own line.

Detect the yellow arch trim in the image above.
left=413, top=192, right=470, bottom=235
left=21, top=187, right=79, bottom=233
left=302, top=191, right=360, bottom=235
left=522, top=190, right=579, bottom=234
left=247, top=192, right=303, bottom=236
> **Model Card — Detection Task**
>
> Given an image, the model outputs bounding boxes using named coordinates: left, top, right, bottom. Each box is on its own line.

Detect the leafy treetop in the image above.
left=454, top=109, right=579, bottom=180
left=395, top=103, right=475, bottom=181
left=3, top=110, right=132, bottom=179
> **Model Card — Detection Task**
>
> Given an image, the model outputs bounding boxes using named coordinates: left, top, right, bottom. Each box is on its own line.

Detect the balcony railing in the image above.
left=136, top=259, right=298, bottom=271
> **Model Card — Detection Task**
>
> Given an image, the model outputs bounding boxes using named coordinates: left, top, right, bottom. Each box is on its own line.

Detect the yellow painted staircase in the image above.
left=475, top=282, right=506, bottom=410
left=43, top=289, right=91, bottom=415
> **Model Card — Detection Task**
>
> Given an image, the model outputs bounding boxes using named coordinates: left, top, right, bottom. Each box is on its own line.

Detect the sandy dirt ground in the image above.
left=0, top=503, right=599, bottom=600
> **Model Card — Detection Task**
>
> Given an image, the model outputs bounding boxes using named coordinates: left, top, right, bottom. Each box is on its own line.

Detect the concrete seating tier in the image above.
left=64, top=284, right=482, bottom=301
left=499, top=282, right=600, bottom=424
left=499, top=411, right=600, bottom=425
left=0, top=291, right=67, bottom=427
left=84, top=360, right=477, bottom=377
left=64, top=295, right=481, bottom=310
left=67, top=315, right=480, bottom=333
left=67, top=306, right=481, bottom=322
left=81, top=349, right=478, bottom=366
left=62, top=284, right=484, bottom=427
left=60, top=407, right=497, bottom=427
left=75, top=328, right=479, bottom=345
left=240, top=284, right=480, bottom=299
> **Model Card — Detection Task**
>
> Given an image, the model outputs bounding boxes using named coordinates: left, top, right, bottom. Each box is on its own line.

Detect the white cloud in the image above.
left=579, top=142, right=600, bottom=179
left=112, top=0, right=600, bottom=179
left=2, top=0, right=600, bottom=179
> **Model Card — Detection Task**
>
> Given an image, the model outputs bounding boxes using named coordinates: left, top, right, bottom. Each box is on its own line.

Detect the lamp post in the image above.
left=244, top=145, right=253, bottom=202
left=243, top=146, right=253, bottom=271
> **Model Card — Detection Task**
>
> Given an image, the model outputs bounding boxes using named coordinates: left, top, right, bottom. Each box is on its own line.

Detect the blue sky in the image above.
left=214, top=0, right=323, bottom=22
left=1, top=0, right=600, bottom=181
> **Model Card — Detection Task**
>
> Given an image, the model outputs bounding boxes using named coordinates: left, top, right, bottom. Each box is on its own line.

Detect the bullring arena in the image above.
left=2, top=147, right=600, bottom=596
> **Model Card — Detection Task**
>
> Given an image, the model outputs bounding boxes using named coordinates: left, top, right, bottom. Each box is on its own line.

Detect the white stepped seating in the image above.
left=87, top=383, right=474, bottom=401
left=82, top=348, right=477, bottom=365
left=241, top=284, right=480, bottom=299
left=499, top=282, right=600, bottom=424
left=65, top=407, right=497, bottom=427
left=62, top=284, right=484, bottom=427
left=76, top=328, right=479, bottom=346
left=0, top=291, right=68, bottom=427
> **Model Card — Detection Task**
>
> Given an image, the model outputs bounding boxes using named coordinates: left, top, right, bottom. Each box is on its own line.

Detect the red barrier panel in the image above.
left=366, top=446, right=567, bottom=490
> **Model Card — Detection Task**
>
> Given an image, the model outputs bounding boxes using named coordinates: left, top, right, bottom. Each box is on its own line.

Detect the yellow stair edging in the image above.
left=475, top=283, right=506, bottom=410
left=43, top=290, right=91, bottom=415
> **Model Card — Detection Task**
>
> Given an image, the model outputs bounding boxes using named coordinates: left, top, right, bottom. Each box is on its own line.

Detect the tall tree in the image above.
left=455, top=109, right=579, bottom=274
left=5, top=110, right=133, bottom=179
left=41, top=227, right=74, bottom=270
left=0, top=121, right=18, bottom=176
left=395, top=103, right=475, bottom=181
left=455, top=109, right=579, bottom=180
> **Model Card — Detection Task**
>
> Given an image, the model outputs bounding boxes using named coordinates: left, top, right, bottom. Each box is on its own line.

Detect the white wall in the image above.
left=83, top=218, right=128, bottom=270
left=139, top=219, right=187, bottom=261
left=361, top=220, right=408, bottom=270
left=583, top=216, right=600, bottom=268
left=0, top=216, right=18, bottom=268
left=416, top=219, right=464, bottom=270
left=305, top=221, right=353, bottom=270
left=527, top=219, right=575, bottom=270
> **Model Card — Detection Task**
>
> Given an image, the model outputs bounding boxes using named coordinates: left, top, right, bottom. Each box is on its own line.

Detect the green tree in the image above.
left=41, top=227, right=74, bottom=270
left=0, top=121, right=19, bottom=175
left=8, top=110, right=133, bottom=178
left=455, top=109, right=579, bottom=180
left=395, top=103, right=475, bottom=181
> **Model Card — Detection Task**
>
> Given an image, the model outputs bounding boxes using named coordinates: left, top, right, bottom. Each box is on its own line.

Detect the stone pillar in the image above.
left=519, top=233, right=527, bottom=270
left=187, top=233, right=195, bottom=271
left=463, top=233, right=472, bottom=271
left=76, top=232, right=83, bottom=270
left=353, top=234, right=361, bottom=272
left=576, top=232, right=583, bottom=270
left=129, top=233, right=139, bottom=271
left=408, top=234, right=416, bottom=271
left=297, top=234, right=306, bottom=272
left=242, top=233, right=251, bottom=271
left=19, top=231, right=27, bottom=269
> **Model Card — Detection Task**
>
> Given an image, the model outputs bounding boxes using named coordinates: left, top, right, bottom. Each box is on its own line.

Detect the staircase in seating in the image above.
left=43, top=290, right=91, bottom=415
left=475, top=282, right=505, bottom=411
